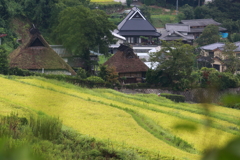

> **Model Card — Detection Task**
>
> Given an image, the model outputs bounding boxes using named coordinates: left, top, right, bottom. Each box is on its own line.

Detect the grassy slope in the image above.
left=0, top=75, right=239, bottom=159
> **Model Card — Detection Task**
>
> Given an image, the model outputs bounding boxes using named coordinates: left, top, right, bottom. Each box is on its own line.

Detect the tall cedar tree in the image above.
left=196, top=24, right=220, bottom=46
left=0, top=46, right=9, bottom=74
left=55, top=5, right=116, bottom=72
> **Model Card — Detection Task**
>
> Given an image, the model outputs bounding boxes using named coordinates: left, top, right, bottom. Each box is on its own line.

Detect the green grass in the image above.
left=98, top=54, right=113, bottom=65
left=151, top=14, right=178, bottom=28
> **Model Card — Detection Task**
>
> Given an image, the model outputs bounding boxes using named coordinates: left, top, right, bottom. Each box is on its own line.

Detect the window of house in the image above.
left=213, top=64, right=220, bottom=71
left=209, top=51, right=214, bottom=57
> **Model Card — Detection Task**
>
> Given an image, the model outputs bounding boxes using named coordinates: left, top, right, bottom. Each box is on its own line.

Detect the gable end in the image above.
left=30, top=37, right=45, bottom=47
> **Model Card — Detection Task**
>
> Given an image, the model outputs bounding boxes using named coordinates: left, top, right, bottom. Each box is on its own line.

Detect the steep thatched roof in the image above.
left=9, top=27, right=76, bottom=75
left=104, top=44, right=149, bottom=73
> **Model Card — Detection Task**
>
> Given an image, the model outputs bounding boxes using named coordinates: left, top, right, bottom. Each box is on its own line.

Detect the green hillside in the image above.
left=0, top=75, right=239, bottom=159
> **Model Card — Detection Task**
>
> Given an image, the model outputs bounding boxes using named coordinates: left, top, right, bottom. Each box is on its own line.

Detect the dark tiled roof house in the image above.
left=9, top=27, right=76, bottom=75
left=104, top=44, right=149, bottom=83
left=116, top=7, right=161, bottom=45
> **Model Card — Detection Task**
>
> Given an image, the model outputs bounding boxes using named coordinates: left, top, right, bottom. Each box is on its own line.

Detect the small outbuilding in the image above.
left=104, top=44, right=149, bottom=83
left=9, top=27, right=76, bottom=75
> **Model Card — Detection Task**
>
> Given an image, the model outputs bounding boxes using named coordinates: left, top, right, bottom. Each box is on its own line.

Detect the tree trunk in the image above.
left=82, top=48, right=91, bottom=74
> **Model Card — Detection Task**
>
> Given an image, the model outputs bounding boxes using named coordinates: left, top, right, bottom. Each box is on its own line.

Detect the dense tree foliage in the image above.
left=149, top=41, right=195, bottom=90
left=222, top=42, right=240, bottom=74
left=178, top=4, right=194, bottom=20
left=196, top=25, right=220, bottom=46
left=55, top=5, right=115, bottom=71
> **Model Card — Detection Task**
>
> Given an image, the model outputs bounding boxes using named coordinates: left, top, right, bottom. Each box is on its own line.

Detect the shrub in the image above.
left=200, top=68, right=239, bottom=90
left=86, top=76, right=105, bottom=83
left=8, top=67, right=34, bottom=76
left=99, top=65, right=119, bottom=84
left=161, top=93, right=185, bottom=102
left=76, top=68, right=87, bottom=79
left=220, top=94, right=240, bottom=109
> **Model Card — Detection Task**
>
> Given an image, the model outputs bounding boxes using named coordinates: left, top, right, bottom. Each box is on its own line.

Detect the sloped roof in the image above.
left=189, top=26, right=226, bottom=33
left=180, top=19, right=221, bottom=27
left=160, top=30, right=194, bottom=41
left=165, top=23, right=190, bottom=32
left=104, top=44, right=149, bottom=73
left=234, top=41, right=240, bottom=52
left=117, top=7, right=160, bottom=37
left=9, top=28, right=76, bottom=75
left=199, top=42, right=225, bottom=51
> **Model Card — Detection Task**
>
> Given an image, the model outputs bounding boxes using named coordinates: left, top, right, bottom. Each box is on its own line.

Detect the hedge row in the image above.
left=37, top=74, right=121, bottom=89
left=161, top=93, right=185, bottom=103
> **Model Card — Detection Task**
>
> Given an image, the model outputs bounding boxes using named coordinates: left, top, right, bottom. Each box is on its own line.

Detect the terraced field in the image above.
left=0, top=75, right=239, bottom=160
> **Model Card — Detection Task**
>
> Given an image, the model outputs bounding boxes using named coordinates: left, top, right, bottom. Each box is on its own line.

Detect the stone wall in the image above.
left=118, top=87, right=240, bottom=103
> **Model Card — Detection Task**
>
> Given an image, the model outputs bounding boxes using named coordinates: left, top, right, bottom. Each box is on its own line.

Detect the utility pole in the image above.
left=176, top=0, right=178, bottom=15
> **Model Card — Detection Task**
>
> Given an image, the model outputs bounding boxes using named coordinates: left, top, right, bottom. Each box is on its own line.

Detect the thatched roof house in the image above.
left=104, top=44, right=149, bottom=83
left=9, top=27, right=76, bottom=75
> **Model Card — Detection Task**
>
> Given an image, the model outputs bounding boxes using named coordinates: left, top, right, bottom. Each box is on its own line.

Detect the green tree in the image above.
left=99, top=65, right=119, bottom=84
left=222, top=42, right=240, bottom=74
left=196, top=25, right=220, bottom=46
left=0, top=45, right=9, bottom=75
left=150, top=40, right=195, bottom=90
left=126, top=0, right=132, bottom=7
left=55, top=5, right=116, bottom=72
left=179, top=4, right=194, bottom=20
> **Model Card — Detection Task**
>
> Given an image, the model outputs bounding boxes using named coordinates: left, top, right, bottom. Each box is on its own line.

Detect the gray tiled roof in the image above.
left=118, top=9, right=135, bottom=30
left=119, top=31, right=161, bottom=36
left=200, top=42, right=240, bottom=51
left=199, top=42, right=225, bottom=50
left=160, top=30, right=194, bottom=41
left=117, top=7, right=160, bottom=37
left=120, top=19, right=156, bottom=31
left=165, top=23, right=190, bottom=32
left=234, top=41, right=240, bottom=52
left=180, top=19, right=221, bottom=27
left=189, top=26, right=226, bottom=33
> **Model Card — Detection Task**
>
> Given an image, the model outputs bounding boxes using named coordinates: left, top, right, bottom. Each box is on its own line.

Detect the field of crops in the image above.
left=0, top=75, right=239, bottom=160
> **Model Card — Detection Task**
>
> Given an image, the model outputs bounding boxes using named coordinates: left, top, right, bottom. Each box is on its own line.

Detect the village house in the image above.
left=104, top=44, right=149, bottom=83
left=160, top=23, right=194, bottom=44
left=180, top=19, right=227, bottom=38
left=160, top=19, right=227, bottom=43
left=116, top=7, right=161, bottom=45
left=110, top=6, right=161, bottom=68
left=198, top=42, right=240, bottom=72
left=9, top=27, right=76, bottom=75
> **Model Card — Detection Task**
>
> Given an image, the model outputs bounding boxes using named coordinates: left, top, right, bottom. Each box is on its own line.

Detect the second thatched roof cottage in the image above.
left=9, top=27, right=76, bottom=75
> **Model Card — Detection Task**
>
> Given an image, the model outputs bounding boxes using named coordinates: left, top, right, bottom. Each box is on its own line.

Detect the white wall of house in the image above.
left=114, top=0, right=126, bottom=3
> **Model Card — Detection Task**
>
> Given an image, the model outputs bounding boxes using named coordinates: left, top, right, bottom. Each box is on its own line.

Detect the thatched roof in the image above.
left=9, top=27, right=76, bottom=75
left=104, top=44, right=149, bottom=73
